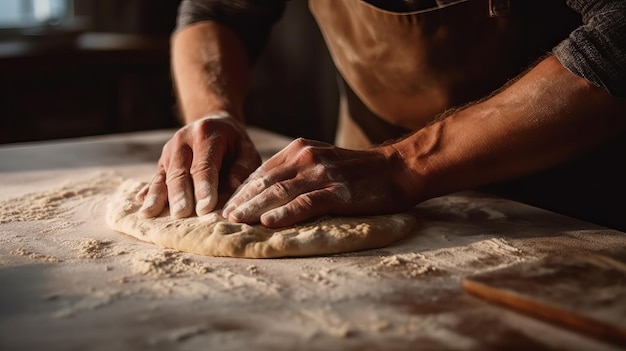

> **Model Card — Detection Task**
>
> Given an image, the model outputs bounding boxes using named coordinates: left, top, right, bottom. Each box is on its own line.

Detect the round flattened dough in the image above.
left=106, top=180, right=416, bottom=258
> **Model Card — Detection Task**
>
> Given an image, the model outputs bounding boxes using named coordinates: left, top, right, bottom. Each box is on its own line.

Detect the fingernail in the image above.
left=262, top=208, right=284, bottom=225
left=196, top=180, right=211, bottom=197
left=195, top=196, right=214, bottom=215
left=222, top=204, right=235, bottom=218
left=261, top=214, right=275, bottom=225
left=170, top=192, right=189, bottom=217
left=135, top=184, right=149, bottom=201
left=229, top=209, right=243, bottom=222
left=172, top=198, right=189, bottom=216
left=139, top=194, right=158, bottom=213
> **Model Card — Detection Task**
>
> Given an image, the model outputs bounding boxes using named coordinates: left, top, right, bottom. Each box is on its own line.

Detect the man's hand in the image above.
left=222, top=138, right=418, bottom=227
left=137, top=112, right=261, bottom=219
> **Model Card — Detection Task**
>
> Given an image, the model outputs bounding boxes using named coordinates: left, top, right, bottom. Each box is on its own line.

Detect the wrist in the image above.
left=185, top=107, right=244, bottom=125
left=379, top=141, right=428, bottom=205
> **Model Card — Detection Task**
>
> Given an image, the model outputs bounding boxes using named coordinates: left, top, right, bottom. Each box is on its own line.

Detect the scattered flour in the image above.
left=10, top=248, right=61, bottom=263
left=0, top=168, right=548, bottom=349
left=129, top=250, right=211, bottom=277
left=373, top=238, right=529, bottom=277
left=78, top=239, right=115, bottom=259
left=0, top=173, right=121, bottom=223
left=377, top=254, right=438, bottom=277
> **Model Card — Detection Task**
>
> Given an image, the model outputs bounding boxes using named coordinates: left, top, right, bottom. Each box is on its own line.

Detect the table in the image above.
left=1, top=128, right=625, bottom=351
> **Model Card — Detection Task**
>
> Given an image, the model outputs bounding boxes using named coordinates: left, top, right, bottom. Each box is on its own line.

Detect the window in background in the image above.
left=0, top=0, right=70, bottom=29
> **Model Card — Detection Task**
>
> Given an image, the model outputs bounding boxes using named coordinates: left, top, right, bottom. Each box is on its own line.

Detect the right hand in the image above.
left=136, top=112, right=262, bottom=219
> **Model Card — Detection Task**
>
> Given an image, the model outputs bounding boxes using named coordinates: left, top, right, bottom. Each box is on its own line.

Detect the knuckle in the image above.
left=310, top=163, right=327, bottom=177
left=161, top=141, right=172, bottom=155
left=195, top=115, right=239, bottom=138
left=250, top=177, right=269, bottom=191
left=151, top=171, right=167, bottom=185
left=189, top=159, right=213, bottom=176
left=294, top=193, right=315, bottom=211
left=270, top=182, right=290, bottom=198
left=292, top=137, right=310, bottom=148
left=166, top=168, right=189, bottom=184
left=298, top=145, right=322, bottom=164
left=194, top=118, right=214, bottom=136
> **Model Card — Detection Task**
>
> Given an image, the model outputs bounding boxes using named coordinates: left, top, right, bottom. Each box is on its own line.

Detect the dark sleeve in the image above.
left=553, top=0, right=626, bottom=97
left=176, top=0, right=287, bottom=63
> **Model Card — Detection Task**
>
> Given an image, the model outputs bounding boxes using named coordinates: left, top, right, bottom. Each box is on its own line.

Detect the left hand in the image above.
left=222, top=138, right=418, bottom=227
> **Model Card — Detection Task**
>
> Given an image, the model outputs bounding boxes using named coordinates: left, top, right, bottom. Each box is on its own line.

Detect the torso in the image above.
left=309, top=0, right=580, bottom=148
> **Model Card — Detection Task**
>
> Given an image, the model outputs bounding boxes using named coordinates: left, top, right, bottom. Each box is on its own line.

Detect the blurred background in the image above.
left=0, top=0, right=338, bottom=144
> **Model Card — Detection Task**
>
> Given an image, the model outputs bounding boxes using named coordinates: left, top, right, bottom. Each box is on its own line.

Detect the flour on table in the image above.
left=0, top=172, right=123, bottom=237
left=10, top=248, right=61, bottom=263
left=0, top=173, right=121, bottom=223
left=130, top=249, right=211, bottom=277
left=106, top=179, right=416, bottom=258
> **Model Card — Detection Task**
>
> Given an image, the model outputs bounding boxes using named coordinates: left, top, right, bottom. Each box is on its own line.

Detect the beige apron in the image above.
left=309, top=0, right=579, bottom=149
left=308, top=0, right=626, bottom=231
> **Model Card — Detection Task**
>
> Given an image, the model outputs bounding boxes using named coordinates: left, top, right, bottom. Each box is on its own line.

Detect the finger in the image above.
left=191, top=139, right=223, bottom=216
left=260, top=189, right=336, bottom=227
left=166, top=146, right=194, bottom=219
left=135, top=183, right=149, bottom=202
left=224, top=177, right=309, bottom=223
left=139, top=172, right=168, bottom=218
left=222, top=173, right=272, bottom=220
left=222, top=139, right=327, bottom=219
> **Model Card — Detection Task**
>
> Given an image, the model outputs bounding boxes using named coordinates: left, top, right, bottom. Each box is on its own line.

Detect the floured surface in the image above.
left=106, top=179, right=416, bottom=258
left=1, top=129, right=626, bottom=351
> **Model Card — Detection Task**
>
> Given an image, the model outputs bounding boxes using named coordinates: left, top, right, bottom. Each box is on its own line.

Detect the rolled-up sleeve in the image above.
left=553, top=0, right=626, bottom=97
left=176, top=0, right=287, bottom=63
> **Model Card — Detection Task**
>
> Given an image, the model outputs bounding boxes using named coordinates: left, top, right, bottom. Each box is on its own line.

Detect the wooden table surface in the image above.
left=1, top=128, right=625, bottom=351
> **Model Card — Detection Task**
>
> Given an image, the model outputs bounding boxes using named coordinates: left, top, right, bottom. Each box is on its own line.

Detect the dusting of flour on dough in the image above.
left=106, top=179, right=417, bottom=258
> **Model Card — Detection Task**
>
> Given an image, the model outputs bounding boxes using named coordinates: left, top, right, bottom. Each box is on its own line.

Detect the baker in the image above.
left=137, top=0, right=626, bottom=232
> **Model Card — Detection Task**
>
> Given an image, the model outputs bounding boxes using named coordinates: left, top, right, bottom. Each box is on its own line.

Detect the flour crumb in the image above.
left=300, top=271, right=335, bottom=287
left=246, top=264, right=259, bottom=275
left=376, top=254, right=438, bottom=278
left=79, top=239, right=113, bottom=259
left=115, top=276, right=130, bottom=284
left=131, top=250, right=209, bottom=277
left=10, top=248, right=61, bottom=263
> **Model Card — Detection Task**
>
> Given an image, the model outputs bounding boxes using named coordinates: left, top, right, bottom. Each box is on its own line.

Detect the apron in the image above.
left=309, top=0, right=580, bottom=149
left=308, top=0, right=626, bottom=231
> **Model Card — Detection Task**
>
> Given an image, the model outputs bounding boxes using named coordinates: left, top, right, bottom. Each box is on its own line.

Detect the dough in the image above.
left=106, top=180, right=416, bottom=258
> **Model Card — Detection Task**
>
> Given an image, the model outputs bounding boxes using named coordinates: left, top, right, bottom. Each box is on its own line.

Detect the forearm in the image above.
left=171, top=21, right=251, bottom=124
left=391, top=55, right=626, bottom=202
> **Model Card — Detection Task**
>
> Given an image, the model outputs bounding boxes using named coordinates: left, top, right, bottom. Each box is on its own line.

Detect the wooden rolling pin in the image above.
left=462, top=253, right=626, bottom=346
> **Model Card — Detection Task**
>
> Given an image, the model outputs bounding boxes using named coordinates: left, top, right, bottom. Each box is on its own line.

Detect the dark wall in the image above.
left=0, top=0, right=338, bottom=144
left=74, top=0, right=181, bottom=34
